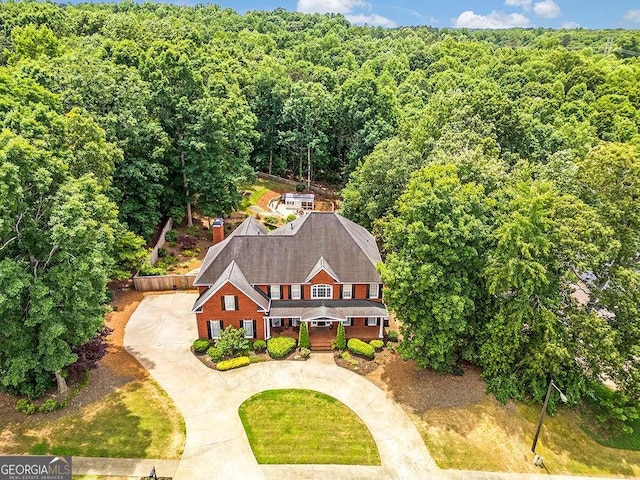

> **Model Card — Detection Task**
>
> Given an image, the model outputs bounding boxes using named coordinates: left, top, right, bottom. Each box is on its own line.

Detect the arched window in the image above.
left=311, top=284, right=333, bottom=299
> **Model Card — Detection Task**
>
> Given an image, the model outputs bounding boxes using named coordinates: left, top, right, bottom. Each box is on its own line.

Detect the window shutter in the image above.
left=220, top=320, right=224, bottom=330
left=253, top=320, right=257, bottom=338
left=221, top=296, right=225, bottom=310
left=300, top=287, right=304, bottom=299
left=280, top=285, right=283, bottom=299
left=377, top=317, right=381, bottom=327
left=234, top=296, right=239, bottom=310
left=384, top=318, right=389, bottom=327
left=339, top=286, right=343, bottom=299
left=207, top=321, right=212, bottom=339
left=288, top=318, right=292, bottom=327
left=366, top=285, right=370, bottom=299
left=288, top=285, right=292, bottom=299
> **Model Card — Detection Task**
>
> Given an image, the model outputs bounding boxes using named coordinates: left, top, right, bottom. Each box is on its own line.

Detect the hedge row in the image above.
left=216, top=356, right=251, bottom=371
left=347, top=338, right=375, bottom=359
left=267, top=336, right=297, bottom=359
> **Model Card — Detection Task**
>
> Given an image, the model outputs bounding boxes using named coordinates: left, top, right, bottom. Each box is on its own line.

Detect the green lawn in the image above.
left=3, top=380, right=185, bottom=459
left=238, top=389, right=380, bottom=465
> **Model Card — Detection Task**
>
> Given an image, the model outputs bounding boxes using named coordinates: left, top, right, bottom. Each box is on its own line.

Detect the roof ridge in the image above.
left=334, top=214, right=380, bottom=268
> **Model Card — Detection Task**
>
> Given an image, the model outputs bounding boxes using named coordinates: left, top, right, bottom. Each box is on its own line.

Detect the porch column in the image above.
left=379, top=317, right=384, bottom=338
left=265, top=317, right=270, bottom=339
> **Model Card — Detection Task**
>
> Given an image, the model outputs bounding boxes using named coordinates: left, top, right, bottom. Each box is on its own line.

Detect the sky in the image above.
left=142, top=0, right=640, bottom=29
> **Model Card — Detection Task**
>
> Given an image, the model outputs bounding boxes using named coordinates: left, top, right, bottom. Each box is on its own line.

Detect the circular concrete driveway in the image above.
left=124, top=293, right=440, bottom=480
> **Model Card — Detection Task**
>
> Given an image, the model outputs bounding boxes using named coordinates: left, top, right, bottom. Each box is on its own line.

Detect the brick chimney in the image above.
left=212, top=217, right=224, bottom=244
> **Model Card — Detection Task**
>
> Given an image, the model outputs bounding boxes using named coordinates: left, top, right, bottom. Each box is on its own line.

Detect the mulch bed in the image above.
left=375, top=356, right=487, bottom=413
left=334, top=350, right=388, bottom=376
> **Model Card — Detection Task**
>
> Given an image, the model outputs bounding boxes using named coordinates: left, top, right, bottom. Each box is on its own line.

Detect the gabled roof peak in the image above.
left=305, top=256, right=340, bottom=283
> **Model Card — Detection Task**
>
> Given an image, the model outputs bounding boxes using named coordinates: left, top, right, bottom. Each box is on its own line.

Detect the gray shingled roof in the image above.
left=191, top=260, right=270, bottom=312
left=194, top=212, right=382, bottom=287
left=268, top=299, right=388, bottom=320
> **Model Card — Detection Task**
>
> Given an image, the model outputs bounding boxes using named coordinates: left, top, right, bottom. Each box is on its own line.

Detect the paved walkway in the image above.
left=73, top=457, right=178, bottom=477
left=124, top=293, right=440, bottom=480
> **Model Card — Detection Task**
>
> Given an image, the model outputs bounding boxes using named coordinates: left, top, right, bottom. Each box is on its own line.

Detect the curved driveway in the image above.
left=124, top=293, right=440, bottom=479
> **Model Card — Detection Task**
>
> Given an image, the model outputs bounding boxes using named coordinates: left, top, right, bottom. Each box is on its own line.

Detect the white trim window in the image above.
left=208, top=320, right=222, bottom=339
left=291, top=318, right=300, bottom=327
left=242, top=319, right=254, bottom=338
left=342, top=284, right=352, bottom=299
left=342, top=318, right=351, bottom=326
left=271, top=318, right=282, bottom=327
left=369, top=283, right=380, bottom=299
left=223, top=295, right=236, bottom=311
left=270, top=285, right=281, bottom=300
left=291, top=284, right=301, bottom=300
left=311, top=284, right=333, bottom=299
left=366, top=317, right=378, bottom=327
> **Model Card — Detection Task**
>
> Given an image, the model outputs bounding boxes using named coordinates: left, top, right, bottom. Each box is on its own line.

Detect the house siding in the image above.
left=196, top=282, right=264, bottom=340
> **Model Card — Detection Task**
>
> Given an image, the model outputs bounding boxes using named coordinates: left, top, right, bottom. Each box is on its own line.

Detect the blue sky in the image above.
left=158, top=0, right=640, bottom=29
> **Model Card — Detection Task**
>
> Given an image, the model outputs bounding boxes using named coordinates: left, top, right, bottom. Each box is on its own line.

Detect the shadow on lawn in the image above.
left=27, top=389, right=153, bottom=458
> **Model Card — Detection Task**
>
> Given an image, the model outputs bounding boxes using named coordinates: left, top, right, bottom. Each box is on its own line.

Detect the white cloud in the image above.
left=346, top=13, right=397, bottom=27
left=505, top=0, right=531, bottom=10
left=624, top=10, right=640, bottom=23
left=297, top=0, right=367, bottom=14
left=560, top=21, right=580, bottom=29
left=453, top=10, right=532, bottom=29
left=533, top=0, right=561, bottom=19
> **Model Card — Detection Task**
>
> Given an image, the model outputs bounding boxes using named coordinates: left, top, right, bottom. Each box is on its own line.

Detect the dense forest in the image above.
left=0, top=1, right=639, bottom=427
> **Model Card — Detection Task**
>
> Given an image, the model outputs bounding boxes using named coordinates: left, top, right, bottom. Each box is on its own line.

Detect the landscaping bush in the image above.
left=207, top=346, right=223, bottom=362
left=386, top=341, right=395, bottom=352
left=387, top=330, right=399, bottom=342
left=215, top=326, right=251, bottom=358
left=286, top=214, right=297, bottom=223
left=369, top=340, right=384, bottom=351
left=165, top=230, right=178, bottom=242
left=340, top=350, right=359, bottom=367
left=193, top=339, right=210, bottom=353
left=298, top=322, right=310, bottom=349
left=267, top=336, right=297, bottom=359
left=216, top=356, right=251, bottom=371
left=300, top=347, right=311, bottom=359
left=253, top=339, right=267, bottom=352
left=335, top=322, right=346, bottom=350
left=138, top=262, right=166, bottom=276
left=347, top=338, right=375, bottom=360
left=182, top=248, right=200, bottom=258
left=38, top=398, right=58, bottom=413
left=16, top=399, right=36, bottom=415
left=68, top=326, right=112, bottom=379
left=179, top=233, right=197, bottom=249
left=186, top=225, right=201, bottom=236
left=296, top=182, right=306, bottom=192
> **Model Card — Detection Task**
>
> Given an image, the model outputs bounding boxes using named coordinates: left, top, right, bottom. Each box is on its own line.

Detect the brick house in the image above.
left=191, top=212, right=389, bottom=350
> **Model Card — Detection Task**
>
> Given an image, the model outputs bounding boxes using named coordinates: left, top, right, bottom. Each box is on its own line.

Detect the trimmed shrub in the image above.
left=138, top=262, right=166, bottom=276
left=165, top=230, right=178, bottom=242
left=298, top=322, right=310, bottom=349
left=267, top=336, right=297, bottom=359
left=193, top=339, right=210, bottom=353
left=335, top=322, right=346, bottom=350
left=38, top=398, right=58, bottom=413
left=216, top=356, right=251, bottom=371
left=16, top=399, right=36, bottom=415
left=387, top=330, right=399, bottom=342
left=207, top=346, right=223, bottom=362
left=370, top=339, right=384, bottom=351
left=347, top=338, right=375, bottom=360
left=286, top=214, right=297, bottom=223
left=300, top=347, right=311, bottom=359
left=253, top=339, right=267, bottom=352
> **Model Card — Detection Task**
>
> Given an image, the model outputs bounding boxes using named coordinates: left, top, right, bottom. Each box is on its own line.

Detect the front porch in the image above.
left=308, top=325, right=382, bottom=351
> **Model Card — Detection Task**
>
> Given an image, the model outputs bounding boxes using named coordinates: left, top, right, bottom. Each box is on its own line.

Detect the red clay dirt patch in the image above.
left=368, top=356, right=486, bottom=413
